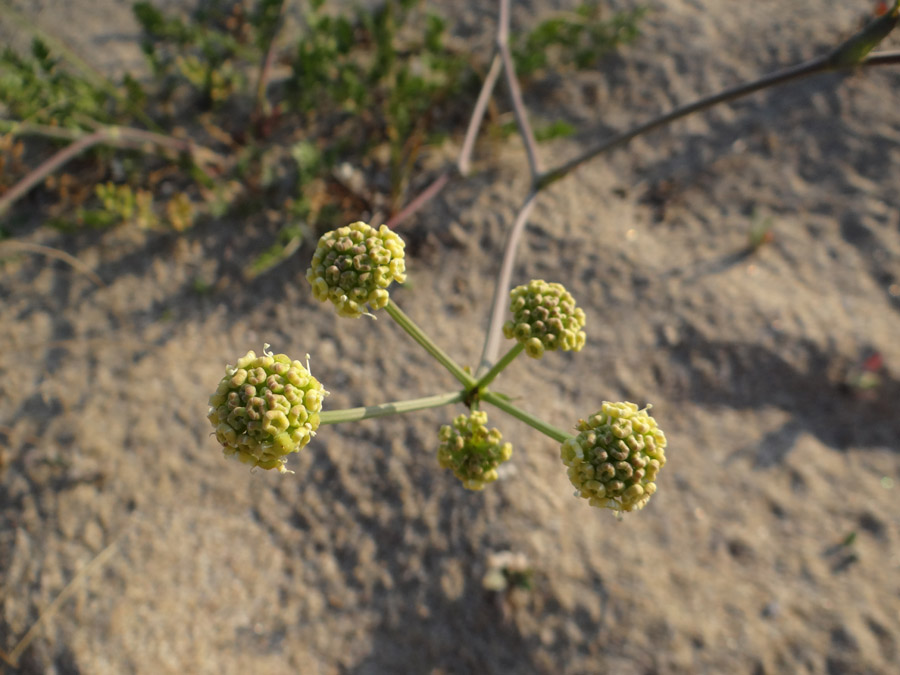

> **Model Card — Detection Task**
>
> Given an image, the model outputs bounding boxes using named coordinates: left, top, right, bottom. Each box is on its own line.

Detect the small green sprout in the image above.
left=482, top=550, right=534, bottom=592
left=503, top=279, right=586, bottom=358
left=438, top=410, right=513, bottom=490
left=306, top=221, right=407, bottom=318
left=208, top=345, right=328, bottom=473
left=560, top=401, right=666, bottom=513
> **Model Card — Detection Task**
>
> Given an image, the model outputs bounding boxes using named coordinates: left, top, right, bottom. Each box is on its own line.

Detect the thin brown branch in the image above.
left=0, top=240, right=106, bottom=287
left=0, top=120, right=85, bottom=142
left=0, top=124, right=226, bottom=217
left=0, top=129, right=106, bottom=217
left=537, top=49, right=900, bottom=191
left=458, top=53, right=503, bottom=176
left=479, top=7, right=900, bottom=375
left=477, top=190, right=538, bottom=374
left=863, top=48, right=900, bottom=66
left=497, top=0, right=542, bottom=178
left=387, top=52, right=507, bottom=228
left=252, top=0, right=288, bottom=123
left=385, top=171, right=451, bottom=230
left=4, top=540, right=119, bottom=666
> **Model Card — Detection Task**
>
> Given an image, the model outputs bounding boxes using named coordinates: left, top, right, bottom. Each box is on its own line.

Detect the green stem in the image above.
left=384, top=300, right=477, bottom=389
left=826, top=2, right=899, bottom=67
left=474, top=342, right=523, bottom=391
left=320, top=391, right=464, bottom=425
left=481, top=390, right=572, bottom=443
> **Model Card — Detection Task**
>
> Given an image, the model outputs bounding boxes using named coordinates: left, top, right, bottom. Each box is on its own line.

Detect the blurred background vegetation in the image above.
left=0, top=0, right=645, bottom=277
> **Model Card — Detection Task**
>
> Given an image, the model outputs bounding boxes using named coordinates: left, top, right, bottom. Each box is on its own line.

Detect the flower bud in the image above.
left=306, top=221, right=407, bottom=318
left=208, top=346, right=328, bottom=473
left=437, top=411, right=513, bottom=491
left=560, top=401, right=666, bottom=512
left=502, top=280, right=586, bottom=358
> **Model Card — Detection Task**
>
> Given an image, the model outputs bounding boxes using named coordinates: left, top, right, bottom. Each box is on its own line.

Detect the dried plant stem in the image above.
left=0, top=120, right=87, bottom=142
left=0, top=240, right=105, bottom=286
left=1, top=540, right=119, bottom=666
left=0, top=129, right=105, bottom=217
left=383, top=52, right=503, bottom=229
left=860, top=48, right=900, bottom=66
left=477, top=190, right=538, bottom=374
left=385, top=171, right=451, bottom=230
left=475, top=35, right=900, bottom=372
left=387, top=0, right=541, bottom=232
left=252, top=0, right=287, bottom=122
left=386, top=51, right=506, bottom=229
left=458, top=53, right=503, bottom=177
left=0, top=123, right=225, bottom=217
left=538, top=48, right=900, bottom=190
left=497, top=0, right=541, bottom=178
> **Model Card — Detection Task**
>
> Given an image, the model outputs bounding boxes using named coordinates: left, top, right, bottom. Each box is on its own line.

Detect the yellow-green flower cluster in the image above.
left=306, top=221, right=406, bottom=318
left=208, top=347, right=328, bottom=473
left=438, top=411, right=513, bottom=491
left=503, top=280, right=586, bottom=358
left=560, top=401, right=666, bottom=512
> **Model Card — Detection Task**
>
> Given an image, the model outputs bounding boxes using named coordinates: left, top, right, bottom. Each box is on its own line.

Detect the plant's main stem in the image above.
left=458, top=53, right=503, bottom=177
left=477, top=191, right=538, bottom=373
left=384, top=300, right=477, bottom=389
left=536, top=58, right=827, bottom=190
left=497, top=0, right=541, bottom=178
left=320, top=391, right=464, bottom=424
left=538, top=47, right=900, bottom=191
left=475, top=11, right=900, bottom=368
left=482, top=390, right=571, bottom=443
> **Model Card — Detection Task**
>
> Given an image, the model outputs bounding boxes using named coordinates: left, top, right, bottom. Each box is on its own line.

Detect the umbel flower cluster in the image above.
left=208, top=221, right=666, bottom=513
left=437, top=411, right=513, bottom=490
left=503, top=279, right=587, bottom=358
left=207, top=347, right=328, bottom=473
left=560, top=401, right=666, bottom=512
left=306, top=221, right=406, bottom=318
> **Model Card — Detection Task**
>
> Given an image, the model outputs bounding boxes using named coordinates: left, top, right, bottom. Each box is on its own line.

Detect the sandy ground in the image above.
left=2, top=1, right=900, bottom=673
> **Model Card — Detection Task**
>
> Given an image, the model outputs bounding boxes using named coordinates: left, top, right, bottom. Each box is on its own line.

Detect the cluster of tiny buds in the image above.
left=560, top=401, right=666, bottom=513
left=306, top=221, right=406, bottom=318
left=437, top=411, right=513, bottom=491
left=503, top=279, right=586, bottom=358
left=209, top=223, right=666, bottom=518
left=208, top=345, right=328, bottom=473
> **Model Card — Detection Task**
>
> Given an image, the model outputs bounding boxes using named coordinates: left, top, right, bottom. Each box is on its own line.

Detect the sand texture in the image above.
left=2, top=1, right=899, bottom=673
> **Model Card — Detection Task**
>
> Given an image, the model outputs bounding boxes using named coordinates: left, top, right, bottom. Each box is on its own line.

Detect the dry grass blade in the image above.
left=0, top=240, right=106, bottom=287
left=3, top=540, right=119, bottom=666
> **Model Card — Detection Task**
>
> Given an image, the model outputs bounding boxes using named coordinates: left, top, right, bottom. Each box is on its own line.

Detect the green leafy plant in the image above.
left=0, top=0, right=646, bottom=263
left=0, top=38, right=114, bottom=126
left=512, top=1, right=647, bottom=77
